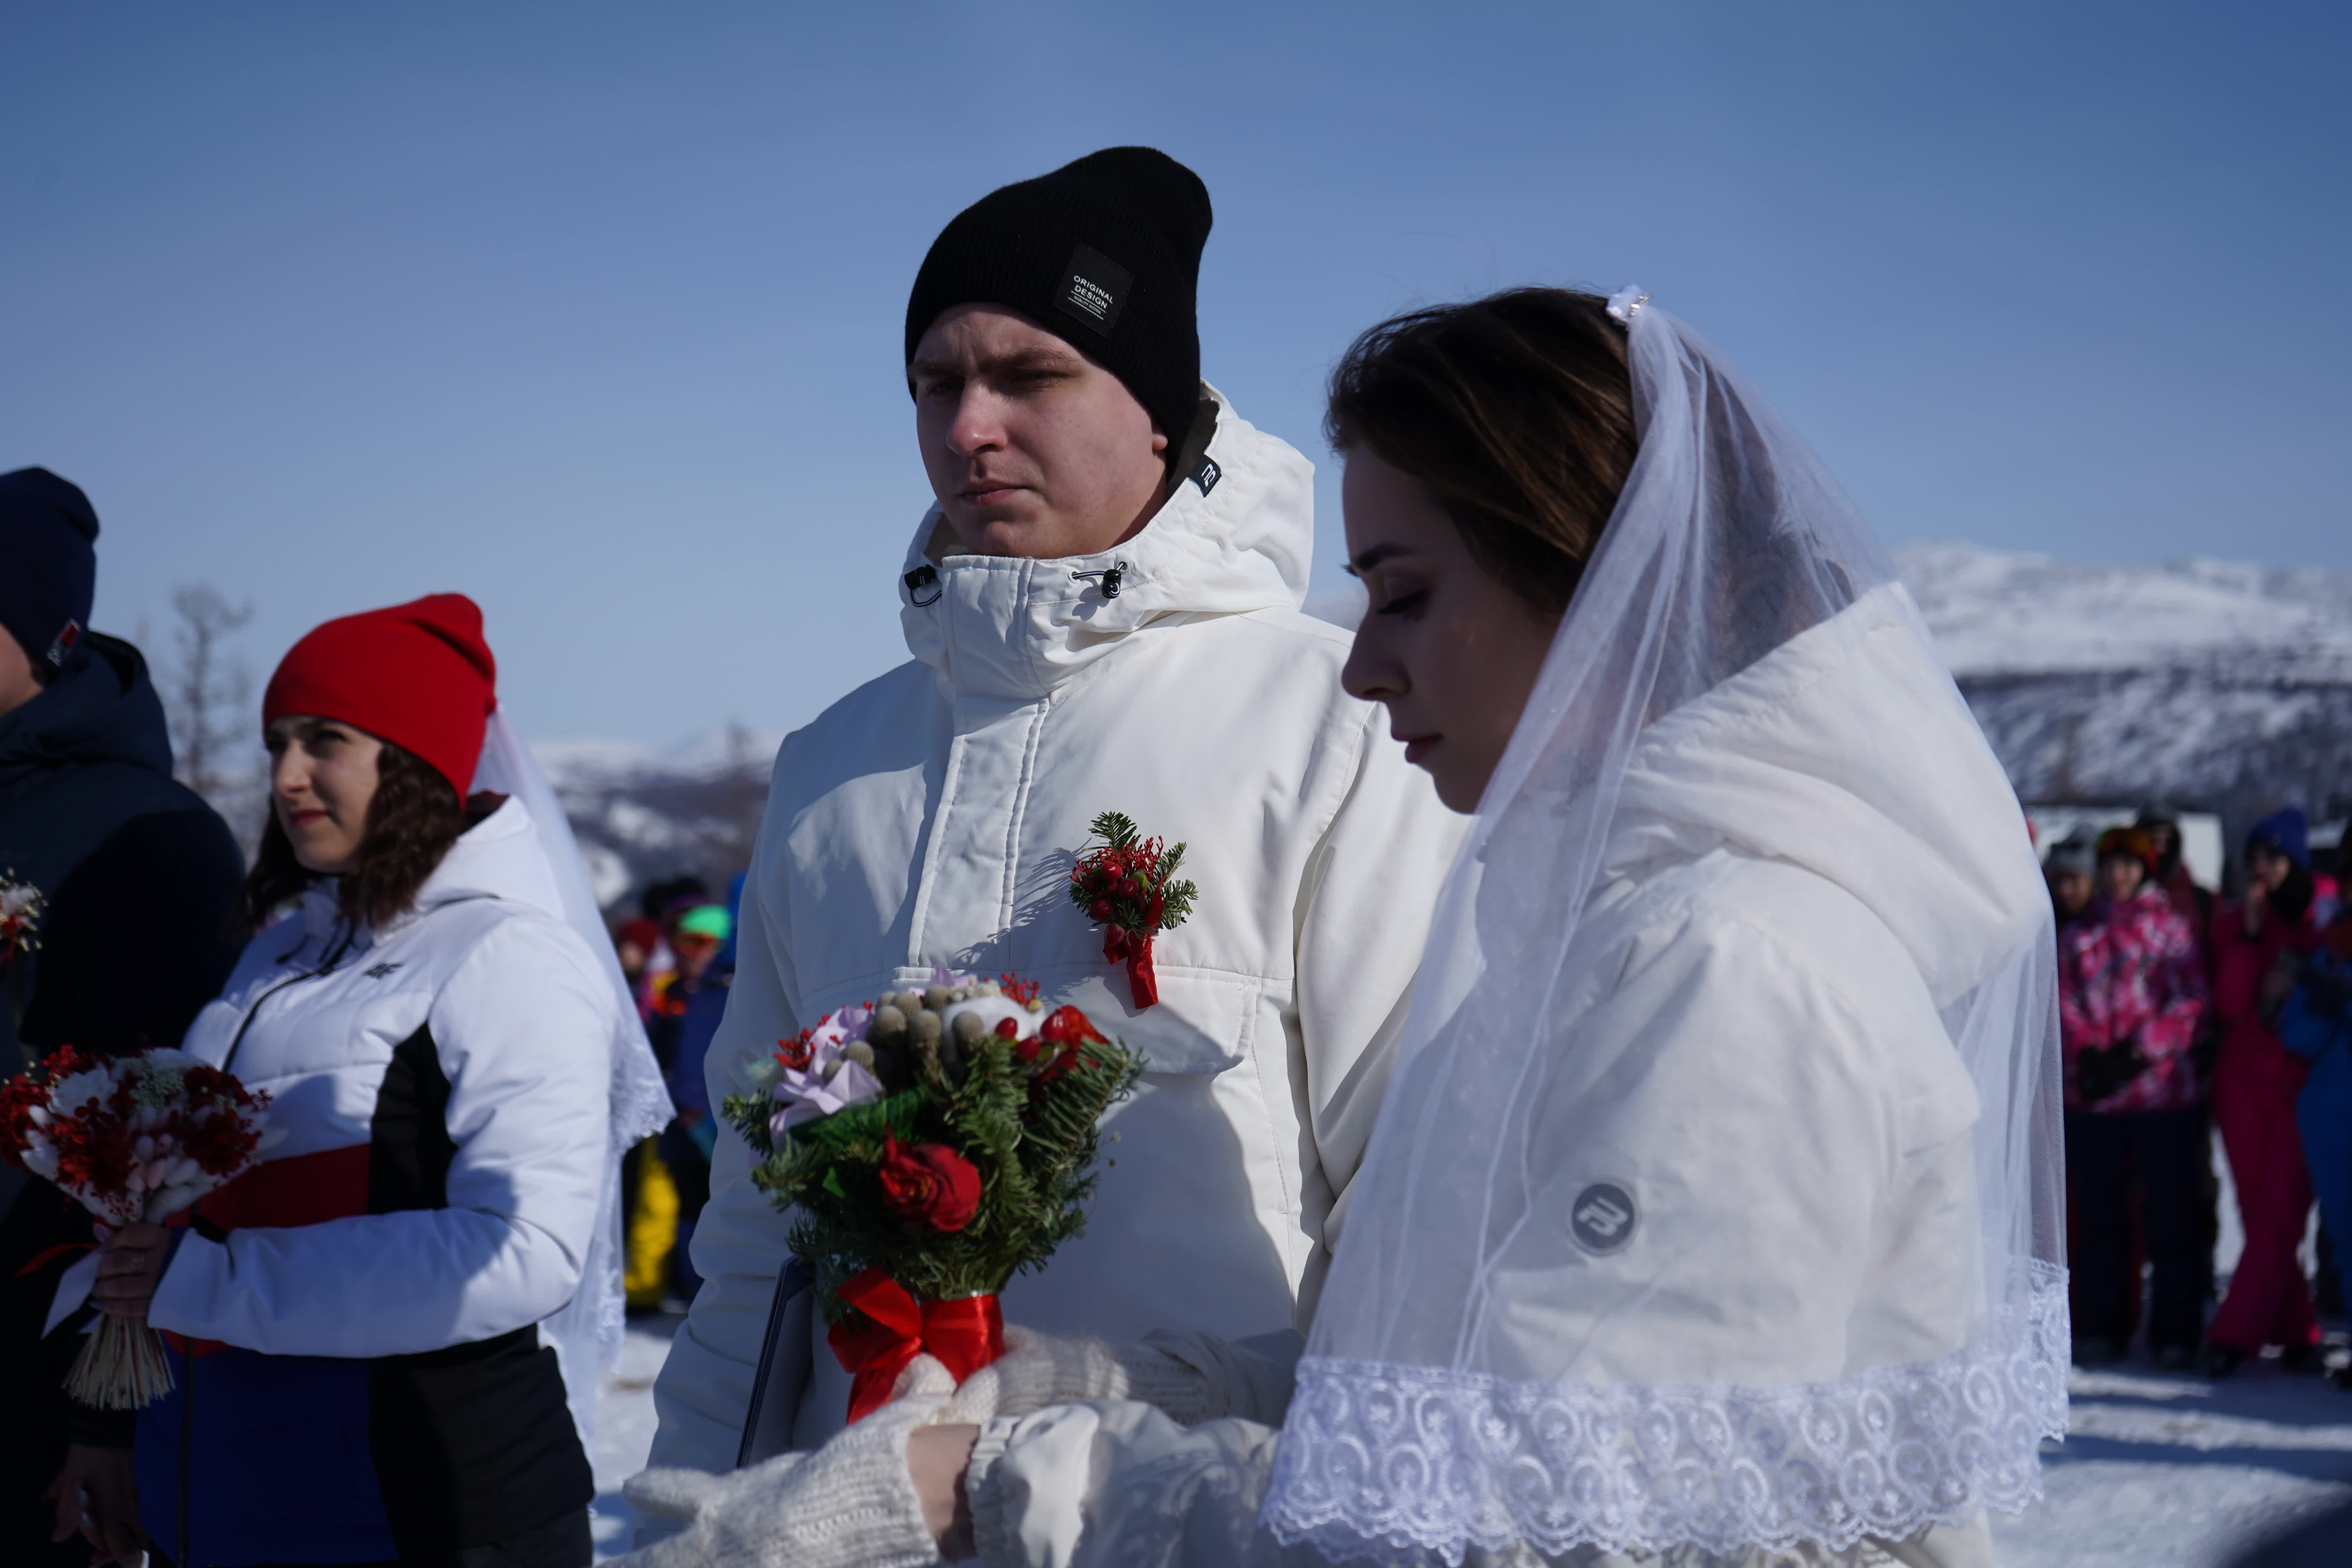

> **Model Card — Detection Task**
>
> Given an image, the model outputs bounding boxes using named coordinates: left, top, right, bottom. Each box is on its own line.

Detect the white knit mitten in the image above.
left=617, top=1356, right=957, bottom=1568
left=939, top=1323, right=1290, bottom=1428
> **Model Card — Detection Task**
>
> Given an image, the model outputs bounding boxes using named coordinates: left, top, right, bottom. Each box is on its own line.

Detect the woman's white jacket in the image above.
left=151, top=798, right=615, bottom=1361
left=647, top=388, right=1464, bottom=1468
left=958, top=588, right=2045, bottom=1568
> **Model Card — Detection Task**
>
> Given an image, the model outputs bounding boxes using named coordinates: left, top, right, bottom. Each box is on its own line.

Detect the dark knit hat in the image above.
left=2096, top=826, right=2159, bottom=874
left=2247, top=806, right=2310, bottom=869
left=0, top=467, right=100, bottom=672
left=905, top=147, right=1213, bottom=446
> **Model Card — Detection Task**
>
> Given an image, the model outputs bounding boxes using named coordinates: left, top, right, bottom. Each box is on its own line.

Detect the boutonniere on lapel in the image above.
left=1069, top=811, right=1198, bottom=1010
left=0, top=871, right=45, bottom=965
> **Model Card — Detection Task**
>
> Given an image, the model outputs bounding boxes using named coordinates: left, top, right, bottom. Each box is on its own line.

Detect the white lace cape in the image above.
left=1262, top=1261, right=2069, bottom=1566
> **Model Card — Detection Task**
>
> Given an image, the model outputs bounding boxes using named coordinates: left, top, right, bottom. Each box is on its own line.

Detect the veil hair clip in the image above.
left=1606, top=284, right=1651, bottom=322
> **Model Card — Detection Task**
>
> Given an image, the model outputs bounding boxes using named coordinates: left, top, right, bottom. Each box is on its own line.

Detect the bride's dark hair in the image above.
left=1325, top=287, right=1637, bottom=617
left=240, top=741, right=472, bottom=929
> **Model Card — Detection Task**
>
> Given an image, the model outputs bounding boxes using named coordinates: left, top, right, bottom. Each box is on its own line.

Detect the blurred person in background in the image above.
left=619, top=876, right=712, bottom=1313
left=2062, top=825, right=2211, bottom=1368
left=614, top=915, right=662, bottom=993
left=644, top=901, right=734, bottom=1306
left=2138, top=805, right=2214, bottom=949
left=2275, top=895, right=2352, bottom=1388
left=0, top=467, right=244, bottom=1568
left=614, top=911, right=670, bottom=1314
left=2047, top=832, right=2097, bottom=931
left=2204, top=813, right=2323, bottom=1377
left=59, top=595, right=664, bottom=1568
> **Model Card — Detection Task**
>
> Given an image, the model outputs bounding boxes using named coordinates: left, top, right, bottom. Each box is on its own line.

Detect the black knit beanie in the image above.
left=906, top=147, right=1213, bottom=446
left=0, top=467, right=100, bottom=672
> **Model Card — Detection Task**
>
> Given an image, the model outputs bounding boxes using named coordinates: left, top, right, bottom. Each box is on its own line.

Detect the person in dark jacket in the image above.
left=645, top=901, right=734, bottom=1304
left=0, top=468, right=244, bottom=1568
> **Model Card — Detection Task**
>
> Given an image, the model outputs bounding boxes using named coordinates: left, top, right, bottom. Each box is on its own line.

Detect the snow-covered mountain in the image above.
left=1895, top=544, right=2352, bottom=834
left=535, top=723, right=784, bottom=907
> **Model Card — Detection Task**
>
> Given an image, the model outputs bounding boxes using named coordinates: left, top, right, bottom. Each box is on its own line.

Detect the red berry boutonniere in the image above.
left=1069, top=811, right=1198, bottom=1010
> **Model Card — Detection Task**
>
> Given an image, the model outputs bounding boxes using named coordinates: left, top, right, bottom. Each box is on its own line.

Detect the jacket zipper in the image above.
left=219, top=922, right=356, bottom=1074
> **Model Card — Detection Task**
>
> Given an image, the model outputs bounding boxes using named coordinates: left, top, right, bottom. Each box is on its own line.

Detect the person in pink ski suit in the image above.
left=2204, top=809, right=2323, bottom=1376
left=2061, top=826, right=2212, bottom=1366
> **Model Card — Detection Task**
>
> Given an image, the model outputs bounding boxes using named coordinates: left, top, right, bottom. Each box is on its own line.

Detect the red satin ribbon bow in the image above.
left=826, top=1267, right=1005, bottom=1423
left=1100, top=926, right=1160, bottom=1010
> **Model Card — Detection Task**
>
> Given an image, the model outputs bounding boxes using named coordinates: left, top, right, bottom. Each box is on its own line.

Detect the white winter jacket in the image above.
left=138, top=798, right=619, bottom=1563
left=155, top=797, right=616, bottom=1355
left=959, top=586, right=2045, bottom=1568
left=648, top=387, right=1463, bottom=1468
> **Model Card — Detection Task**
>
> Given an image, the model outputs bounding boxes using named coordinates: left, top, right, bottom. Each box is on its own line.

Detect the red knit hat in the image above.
left=263, top=593, right=497, bottom=795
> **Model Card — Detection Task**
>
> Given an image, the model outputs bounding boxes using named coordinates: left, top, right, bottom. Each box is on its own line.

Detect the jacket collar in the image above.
left=293, top=796, right=565, bottom=947
left=895, top=384, right=1313, bottom=703
left=0, top=633, right=173, bottom=792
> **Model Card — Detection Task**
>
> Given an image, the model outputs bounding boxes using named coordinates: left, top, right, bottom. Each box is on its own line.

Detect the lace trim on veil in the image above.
left=1263, top=1261, right=2069, bottom=1566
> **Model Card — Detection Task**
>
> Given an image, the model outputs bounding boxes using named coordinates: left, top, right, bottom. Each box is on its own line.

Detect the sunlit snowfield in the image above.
left=590, top=1145, right=2352, bottom=1564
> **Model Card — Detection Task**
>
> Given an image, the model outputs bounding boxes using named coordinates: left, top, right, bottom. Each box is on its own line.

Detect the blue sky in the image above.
left=4, top=2, right=2345, bottom=746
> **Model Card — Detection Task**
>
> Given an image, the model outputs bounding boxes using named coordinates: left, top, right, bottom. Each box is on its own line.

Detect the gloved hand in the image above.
left=2074, top=1040, right=2146, bottom=1105
left=940, top=1325, right=1181, bottom=1425
left=616, top=1356, right=957, bottom=1568
left=941, top=1323, right=1300, bottom=1428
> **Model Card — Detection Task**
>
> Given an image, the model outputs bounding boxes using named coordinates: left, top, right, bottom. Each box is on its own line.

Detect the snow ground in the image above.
left=589, top=1300, right=2352, bottom=1565
left=591, top=1314, right=676, bottom=1558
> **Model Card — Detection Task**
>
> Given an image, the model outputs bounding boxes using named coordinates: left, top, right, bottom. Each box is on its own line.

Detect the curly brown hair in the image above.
left=1325, top=287, right=1637, bottom=619
left=240, top=740, right=470, bottom=930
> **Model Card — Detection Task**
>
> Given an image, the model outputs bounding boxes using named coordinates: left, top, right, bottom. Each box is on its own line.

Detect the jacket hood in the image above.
left=298, top=796, right=566, bottom=940
left=0, top=633, right=173, bottom=790
left=1604, top=583, right=2047, bottom=1005
left=897, top=384, right=1314, bottom=701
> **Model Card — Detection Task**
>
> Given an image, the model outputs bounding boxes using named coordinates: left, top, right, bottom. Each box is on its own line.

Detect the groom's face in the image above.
left=911, top=305, right=1170, bottom=561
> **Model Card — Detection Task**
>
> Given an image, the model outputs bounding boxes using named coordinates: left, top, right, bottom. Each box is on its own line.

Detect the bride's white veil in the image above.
left=1262, top=292, right=2068, bottom=1564
left=472, top=709, right=674, bottom=1453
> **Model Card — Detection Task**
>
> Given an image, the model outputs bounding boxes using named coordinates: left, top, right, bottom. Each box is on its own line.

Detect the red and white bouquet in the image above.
left=724, top=969, right=1143, bottom=1421
left=1, top=1045, right=275, bottom=1408
left=0, top=870, right=44, bottom=964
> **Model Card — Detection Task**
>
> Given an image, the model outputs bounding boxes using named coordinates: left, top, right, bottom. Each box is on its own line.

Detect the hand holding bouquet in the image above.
left=1, top=1045, right=274, bottom=1408
left=723, top=970, right=1143, bottom=1421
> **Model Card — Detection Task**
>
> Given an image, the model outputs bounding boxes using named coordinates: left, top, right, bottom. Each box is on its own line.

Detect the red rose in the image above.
left=1038, top=1006, right=1104, bottom=1047
left=877, top=1134, right=981, bottom=1232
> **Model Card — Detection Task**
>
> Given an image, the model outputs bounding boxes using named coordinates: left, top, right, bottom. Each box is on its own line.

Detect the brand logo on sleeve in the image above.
left=1570, top=1181, right=1638, bottom=1255
left=1054, top=244, right=1132, bottom=336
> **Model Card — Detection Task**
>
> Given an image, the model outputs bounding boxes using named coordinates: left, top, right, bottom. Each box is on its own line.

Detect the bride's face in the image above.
left=1340, top=450, right=1561, bottom=813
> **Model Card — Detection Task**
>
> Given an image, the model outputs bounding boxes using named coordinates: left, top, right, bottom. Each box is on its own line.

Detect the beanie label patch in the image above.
left=43, top=619, right=81, bottom=668
left=1055, top=244, right=1131, bottom=337
left=1190, top=456, right=1221, bottom=495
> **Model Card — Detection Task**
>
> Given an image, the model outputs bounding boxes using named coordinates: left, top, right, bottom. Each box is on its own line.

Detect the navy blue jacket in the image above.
left=0, top=636, right=245, bottom=1461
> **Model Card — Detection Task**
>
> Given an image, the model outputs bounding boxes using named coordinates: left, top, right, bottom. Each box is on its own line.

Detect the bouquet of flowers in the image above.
left=1, top=1045, right=275, bottom=1408
left=0, top=870, right=44, bottom=964
left=1069, top=811, right=1197, bottom=1009
left=723, top=969, right=1144, bottom=1421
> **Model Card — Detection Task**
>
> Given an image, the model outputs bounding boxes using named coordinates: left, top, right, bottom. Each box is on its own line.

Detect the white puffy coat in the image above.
left=959, top=586, right=2048, bottom=1568
left=154, top=797, right=617, bottom=1355
left=648, top=387, right=1463, bottom=1468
